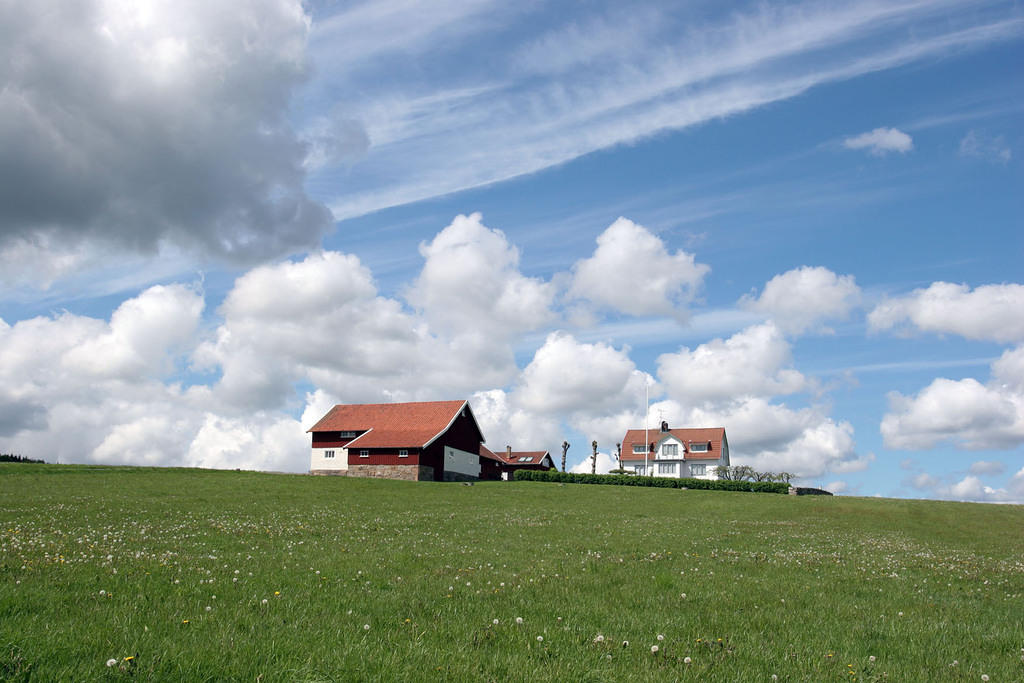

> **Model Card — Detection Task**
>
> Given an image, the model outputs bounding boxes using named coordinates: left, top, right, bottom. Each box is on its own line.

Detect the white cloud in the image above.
left=868, top=282, right=1024, bottom=344
left=881, top=345, right=1024, bottom=450
left=959, top=130, right=1012, bottom=163
left=969, top=460, right=1005, bottom=475
left=740, top=266, right=860, bottom=334
left=311, top=1, right=1022, bottom=220
left=567, top=217, right=709, bottom=319
left=1, top=0, right=331, bottom=267
left=826, top=480, right=848, bottom=494
left=843, top=127, right=913, bottom=155
left=907, top=467, right=1024, bottom=503
left=657, top=323, right=807, bottom=403
left=408, top=213, right=555, bottom=337
left=569, top=451, right=617, bottom=475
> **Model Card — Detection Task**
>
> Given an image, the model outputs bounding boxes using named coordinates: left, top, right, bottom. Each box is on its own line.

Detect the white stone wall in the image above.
left=310, top=447, right=348, bottom=472
left=444, top=446, right=481, bottom=478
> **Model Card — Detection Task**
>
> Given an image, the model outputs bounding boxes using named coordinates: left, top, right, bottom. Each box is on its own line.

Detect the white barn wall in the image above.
left=310, top=447, right=348, bottom=472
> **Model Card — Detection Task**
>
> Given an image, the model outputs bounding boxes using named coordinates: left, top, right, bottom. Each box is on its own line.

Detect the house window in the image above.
left=689, top=442, right=709, bottom=453
left=632, top=444, right=647, bottom=454
left=324, top=450, right=335, bottom=459
left=340, top=431, right=357, bottom=438
left=691, top=464, right=706, bottom=476
left=359, top=449, right=369, bottom=458
left=399, top=449, right=408, bottom=458
left=662, top=443, right=678, bottom=457
left=635, top=465, right=645, bottom=476
left=518, top=456, right=532, bottom=462
left=657, top=462, right=676, bottom=475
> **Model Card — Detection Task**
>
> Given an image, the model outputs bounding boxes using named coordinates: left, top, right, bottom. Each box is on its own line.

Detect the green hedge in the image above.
left=512, top=468, right=789, bottom=494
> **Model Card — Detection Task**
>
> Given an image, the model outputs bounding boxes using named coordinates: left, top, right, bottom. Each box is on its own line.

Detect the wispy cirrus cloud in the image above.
left=301, top=0, right=1024, bottom=220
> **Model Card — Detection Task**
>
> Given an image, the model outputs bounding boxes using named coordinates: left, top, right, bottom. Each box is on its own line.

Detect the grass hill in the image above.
left=1, top=464, right=1021, bottom=681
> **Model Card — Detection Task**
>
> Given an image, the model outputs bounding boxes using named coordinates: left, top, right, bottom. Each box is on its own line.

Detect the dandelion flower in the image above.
left=650, top=645, right=659, bottom=654
left=684, top=656, right=692, bottom=664
left=106, top=658, right=117, bottom=667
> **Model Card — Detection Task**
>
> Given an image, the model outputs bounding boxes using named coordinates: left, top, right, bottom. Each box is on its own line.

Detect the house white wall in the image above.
left=310, top=447, right=348, bottom=472
left=444, top=446, right=481, bottom=478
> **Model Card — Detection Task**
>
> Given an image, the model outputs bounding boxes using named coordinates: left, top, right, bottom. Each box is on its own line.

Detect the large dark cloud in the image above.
left=0, top=0, right=331, bottom=264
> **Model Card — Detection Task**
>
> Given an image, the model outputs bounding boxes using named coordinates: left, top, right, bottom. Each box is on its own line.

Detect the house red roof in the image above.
left=479, top=445, right=551, bottom=466
left=307, top=400, right=471, bottom=448
left=620, top=427, right=726, bottom=461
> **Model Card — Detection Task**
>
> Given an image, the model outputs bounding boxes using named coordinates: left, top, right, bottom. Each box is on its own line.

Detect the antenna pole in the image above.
left=644, top=380, right=649, bottom=476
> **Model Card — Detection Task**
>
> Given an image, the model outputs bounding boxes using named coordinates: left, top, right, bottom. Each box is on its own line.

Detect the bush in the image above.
left=512, top=469, right=788, bottom=494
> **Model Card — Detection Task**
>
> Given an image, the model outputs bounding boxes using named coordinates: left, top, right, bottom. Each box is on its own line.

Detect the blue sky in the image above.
left=1, top=0, right=1021, bottom=500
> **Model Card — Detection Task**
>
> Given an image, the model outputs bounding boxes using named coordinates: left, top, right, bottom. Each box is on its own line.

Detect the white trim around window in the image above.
left=359, top=449, right=369, bottom=457
left=399, top=449, right=409, bottom=458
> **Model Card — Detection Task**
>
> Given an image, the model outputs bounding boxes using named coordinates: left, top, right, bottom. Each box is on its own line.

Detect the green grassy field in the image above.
left=1, top=464, right=1021, bottom=681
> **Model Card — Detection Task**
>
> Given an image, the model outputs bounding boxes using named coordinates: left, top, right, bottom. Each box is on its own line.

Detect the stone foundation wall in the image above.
left=788, top=486, right=833, bottom=496
left=345, top=464, right=434, bottom=481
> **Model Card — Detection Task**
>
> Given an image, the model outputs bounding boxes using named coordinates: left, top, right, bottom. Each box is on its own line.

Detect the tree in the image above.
left=561, top=441, right=570, bottom=473
left=590, top=440, right=598, bottom=475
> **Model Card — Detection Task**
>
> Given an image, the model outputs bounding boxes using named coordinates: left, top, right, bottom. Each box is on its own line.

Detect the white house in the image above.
left=618, top=423, right=729, bottom=479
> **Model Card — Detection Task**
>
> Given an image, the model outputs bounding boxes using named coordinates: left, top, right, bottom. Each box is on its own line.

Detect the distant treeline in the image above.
left=0, top=454, right=44, bottom=464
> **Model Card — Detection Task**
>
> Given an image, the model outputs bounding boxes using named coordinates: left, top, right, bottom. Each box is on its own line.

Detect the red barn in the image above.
left=308, top=400, right=487, bottom=482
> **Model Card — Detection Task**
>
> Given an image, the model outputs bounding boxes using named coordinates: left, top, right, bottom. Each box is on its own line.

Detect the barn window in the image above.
left=324, top=450, right=335, bottom=459
left=399, top=449, right=408, bottom=457
left=340, top=431, right=357, bottom=438
left=359, top=449, right=369, bottom=457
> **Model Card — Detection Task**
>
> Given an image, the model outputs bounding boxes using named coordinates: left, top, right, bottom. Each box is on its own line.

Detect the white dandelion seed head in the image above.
left=622, top=640, right=629, bottom=648
left=771, top=676, right=778, bottom=681
left=537, top=636, right=543, bottom=642
left=515, top=617, right=523, bottom=625
left=363, top=624, right=370, bottom=630
left=684, top=656, right=692, bottom=664
left=869, top=655, right=876, bottom=663
left=681, top=593, right=687, bottom=598
left=106, top=658, right=117, bottom=667
left=261, top=598, right=268, bottom=605
left=981, top=676, right=989, bottom=682
left=657, top=634, right=664, bottom=641
left=650, top=645, right=659, bottom=654
left=205, top=606, right=211, bottom=612
left=493, top=619, right=499, bottom=625
left=595, top=634, right=605, bottom=643
left=99, top=590, right=106, bottom=596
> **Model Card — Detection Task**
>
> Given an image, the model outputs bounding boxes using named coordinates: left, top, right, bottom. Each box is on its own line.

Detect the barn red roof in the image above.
left=307, top=400, right=471, bottom=448
left=620, top=427, right=726, bottom=461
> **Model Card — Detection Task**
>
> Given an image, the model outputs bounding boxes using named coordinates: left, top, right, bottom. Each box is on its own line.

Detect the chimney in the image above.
left=660, top=420, right=669, bottom=432
left=506, top=445, right=512, bottom=459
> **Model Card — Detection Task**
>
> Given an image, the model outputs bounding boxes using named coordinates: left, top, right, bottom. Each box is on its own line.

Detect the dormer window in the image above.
left=632, top=444, right=646, bottom=454
left=662, top=443, right=678, bottom=457
left=689, top=442, right=709, bottom=453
